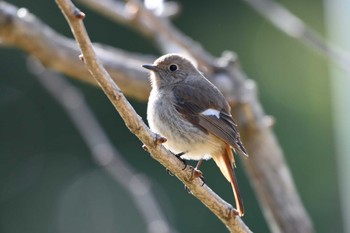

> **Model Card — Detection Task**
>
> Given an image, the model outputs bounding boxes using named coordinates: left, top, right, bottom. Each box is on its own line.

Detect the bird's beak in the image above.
left=142, top=64, right=158, bottom=71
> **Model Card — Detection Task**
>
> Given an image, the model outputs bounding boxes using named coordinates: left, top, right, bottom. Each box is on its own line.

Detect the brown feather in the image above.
left=198, top=114, right=247, bottom=157
left=173, top=84, right=248, bottom=157
left=212, top=144, right=244, bottom=216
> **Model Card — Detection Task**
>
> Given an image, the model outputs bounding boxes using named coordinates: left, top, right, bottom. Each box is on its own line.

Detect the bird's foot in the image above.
left=185, top=185, right=191, bottom=194
left=184, top=167, right=206, bottom=194
left=142, top=144, right=148, bottom=152
left=184, top=172, right=206, bottom=194
left=166, top=168, right=174, bottom=176
left=165, top=152, right=187, bottom=176
left=232, top=208, right=241, bottom=217
left=191, top=168, right=206, bottom=187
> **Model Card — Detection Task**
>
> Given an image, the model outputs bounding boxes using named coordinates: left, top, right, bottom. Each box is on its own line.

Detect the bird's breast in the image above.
left=147, top=90, right=224, bottom=160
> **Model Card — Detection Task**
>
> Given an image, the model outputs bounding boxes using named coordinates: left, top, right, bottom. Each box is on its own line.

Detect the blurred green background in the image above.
left=0, top=0, right=342, bottom=232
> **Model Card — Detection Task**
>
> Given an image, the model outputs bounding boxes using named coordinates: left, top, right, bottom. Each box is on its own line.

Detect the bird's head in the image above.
left=143, top=53, right=198, bottom=88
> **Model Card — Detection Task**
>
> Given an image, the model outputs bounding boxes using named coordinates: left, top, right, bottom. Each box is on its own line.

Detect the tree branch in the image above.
left=54, top=0, right=251, bottom=232
left=0, top=1, right=152, bottom=101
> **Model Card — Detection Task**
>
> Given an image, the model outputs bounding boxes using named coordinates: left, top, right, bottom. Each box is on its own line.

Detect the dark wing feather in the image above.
left=173, top=83, right=247, bottom=156
left=199, top=113, right=247, bottom=156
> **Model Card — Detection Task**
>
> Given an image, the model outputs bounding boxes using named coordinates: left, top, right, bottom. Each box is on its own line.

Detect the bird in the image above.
left=143, top=53, right=248, bottom=217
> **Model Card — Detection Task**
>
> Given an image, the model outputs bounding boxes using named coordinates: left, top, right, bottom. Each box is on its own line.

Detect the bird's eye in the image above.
left=169, top=64, right=178, bottom=72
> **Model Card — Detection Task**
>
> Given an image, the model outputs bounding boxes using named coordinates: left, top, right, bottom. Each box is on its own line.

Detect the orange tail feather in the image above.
left=212, top=144, right=244, bottom=216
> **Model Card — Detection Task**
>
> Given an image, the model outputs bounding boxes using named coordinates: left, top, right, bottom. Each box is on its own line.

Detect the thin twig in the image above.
left=27, top=57, right=178, bottom=233
left=54, top=0, right=251, bottom=232
left=240, top=0, right=350, bottom=73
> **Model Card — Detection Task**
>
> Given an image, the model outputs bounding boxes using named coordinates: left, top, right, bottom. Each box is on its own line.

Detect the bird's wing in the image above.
left=173, top=84, right=248, bottom=156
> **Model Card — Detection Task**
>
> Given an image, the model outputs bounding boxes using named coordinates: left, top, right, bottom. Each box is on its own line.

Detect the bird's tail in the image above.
left=212, top=144, right=244, bottom=217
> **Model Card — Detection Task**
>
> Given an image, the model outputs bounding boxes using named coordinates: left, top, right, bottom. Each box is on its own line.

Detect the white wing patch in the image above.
left=201, top=108, right=220, bottom=119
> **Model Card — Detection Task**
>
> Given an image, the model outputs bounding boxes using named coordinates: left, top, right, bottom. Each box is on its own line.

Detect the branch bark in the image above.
left=54, top=0, right=251, bottom=232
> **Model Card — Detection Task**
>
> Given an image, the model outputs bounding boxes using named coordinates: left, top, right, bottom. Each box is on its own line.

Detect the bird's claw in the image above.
left=184, top=174, right=205, bottom=195
left=165, top=152, right=186, bottom=176
left=142, top=144, right=148, bottom=152
left=192, top=169, right=206, bottom=186
left=166, top=168, right=174, bottom=176
left=184, top=185, right=191, bottom=194
left=183, top=168, right=206, bottom=195
left=175, top=152, right=187, bottom=170
left=232, top=208, right=240, bottom=217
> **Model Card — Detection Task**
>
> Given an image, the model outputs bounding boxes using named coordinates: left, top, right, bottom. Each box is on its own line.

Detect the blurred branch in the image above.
left=77, top=0, right=215, bottom=72
left=0, top=1, right=152, bottom=101
left=54, top=0, right=251, bottom=232
left=27, top=57, right=177, bottom=233
left=217, top=53, right=315, bottom=233
left=0, top=1, right=315, bottom=232
left=240, top=0, right=350, bottom=73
